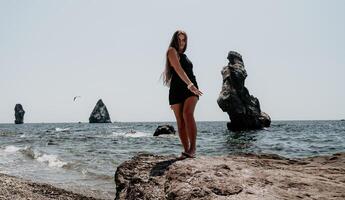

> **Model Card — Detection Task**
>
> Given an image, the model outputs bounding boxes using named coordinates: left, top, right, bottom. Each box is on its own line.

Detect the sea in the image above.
left=0, top=121, right=344, bottom=199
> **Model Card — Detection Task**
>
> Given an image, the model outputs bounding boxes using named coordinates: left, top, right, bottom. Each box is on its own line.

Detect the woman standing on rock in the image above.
left=162, top=30, right=203, bottom=159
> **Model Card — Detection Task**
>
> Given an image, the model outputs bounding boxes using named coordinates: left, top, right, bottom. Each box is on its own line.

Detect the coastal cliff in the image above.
left=115, top=153, right=345, bottom=200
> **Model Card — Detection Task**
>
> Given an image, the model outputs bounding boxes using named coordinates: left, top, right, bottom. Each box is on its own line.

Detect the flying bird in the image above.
left=73, top=96, right=81, bottom=101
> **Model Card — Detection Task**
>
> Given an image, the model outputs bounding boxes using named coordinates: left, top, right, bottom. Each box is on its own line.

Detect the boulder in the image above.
left=217, top=51, right=271, bottom=131
left=14, top=104, right=25, bottom=124
left=114, top=152, right=345, bottom=200
left=89, top=99, right=111, bottom=123
left=153, top=125, right=176, bottom=136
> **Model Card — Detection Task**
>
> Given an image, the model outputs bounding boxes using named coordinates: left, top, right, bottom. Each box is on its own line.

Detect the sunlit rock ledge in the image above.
left=115, top=152, right=345, bottom=200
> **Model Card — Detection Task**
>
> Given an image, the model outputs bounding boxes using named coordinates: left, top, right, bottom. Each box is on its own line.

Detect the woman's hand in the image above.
left=189, top=85, right=203, bottom=96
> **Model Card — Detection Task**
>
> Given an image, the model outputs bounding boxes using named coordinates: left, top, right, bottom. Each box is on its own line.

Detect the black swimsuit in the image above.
left=169, top=53, right=199, bottom=105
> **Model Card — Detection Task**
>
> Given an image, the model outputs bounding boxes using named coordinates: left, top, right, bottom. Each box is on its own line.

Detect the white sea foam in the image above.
left=126, top=131, right=151, bottom=138
left=111, top=131, right=151, bottom=138
left=4, top=145, right=21, bottom=153
left=36, top=154, right=67, bottom=168
left=55, top=127, right=70, bottom=132
left=15, top=146, right=67, bottom=168
left=81, top=168, right=88, bottom=175
left=111, top=132, right=126, bottom=137
left=19, top=146, right=36, bottom=159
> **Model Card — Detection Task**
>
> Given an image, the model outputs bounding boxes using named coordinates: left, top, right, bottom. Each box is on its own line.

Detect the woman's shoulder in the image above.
left=167, top=47, right=181, bottom=59
left=167, top=47, right=178, bottom=54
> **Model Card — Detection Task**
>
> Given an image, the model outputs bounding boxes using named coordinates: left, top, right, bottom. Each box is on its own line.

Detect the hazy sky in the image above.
left=1, top=0, right=344, bottom=123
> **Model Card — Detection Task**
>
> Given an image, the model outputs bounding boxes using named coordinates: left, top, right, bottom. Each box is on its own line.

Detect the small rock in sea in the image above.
left=153, top=125, right=175, bottom=136
left=89, top=99, right=111, bottom=123
left=14, top=104, right=25, bottom=124
left=47, top=140, right=57, bottom=145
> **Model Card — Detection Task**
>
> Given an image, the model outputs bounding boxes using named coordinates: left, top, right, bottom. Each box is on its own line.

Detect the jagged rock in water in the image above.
left=14, top=104, right=25, bottom=124
left=217, top=51, right=271, bottom=131
left=114, top=152, right=345, bottom=200
left=89, top=99, right=111, bottom=123
left=153, top=125, right=176, bottom=136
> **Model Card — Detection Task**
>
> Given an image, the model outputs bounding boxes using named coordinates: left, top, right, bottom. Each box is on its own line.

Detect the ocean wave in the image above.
left=18, top=146, right=67, bottom=168
left=81, top=169, right=113, bottom=180
left=19, top=146, right=36, bottom=159
left=36, top=154, right=67, bottom=168
left=112, top=131, right=152, bottom=138
left=3, top=145, right=22, bottom=153
left=0, top=131, right=13, bottom=136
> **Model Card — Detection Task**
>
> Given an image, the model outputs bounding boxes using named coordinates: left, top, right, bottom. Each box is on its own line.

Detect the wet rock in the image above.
left=217, top=51, right=271, bottom=131
left=47, top=140, right=57, bottom=145
left=259, top=111, right=271, bottom=127
left=114, top=152, right=345, bottom=200
left=89, top=99, right=111, bottom=123
left=153, top=125, right=176, bottom=136
left=14, top=104, right=25, bottom=124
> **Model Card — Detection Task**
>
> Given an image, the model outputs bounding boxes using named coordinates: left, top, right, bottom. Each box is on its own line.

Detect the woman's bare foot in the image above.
left=176, top=152, right=188, bottom=160
left=182, top=151, right=196, bottom=158
left=186, top=148, right=196, bottom=158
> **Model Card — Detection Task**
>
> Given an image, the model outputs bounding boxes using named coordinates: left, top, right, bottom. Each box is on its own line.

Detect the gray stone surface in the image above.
left=114, top=152, right=345, bottom=200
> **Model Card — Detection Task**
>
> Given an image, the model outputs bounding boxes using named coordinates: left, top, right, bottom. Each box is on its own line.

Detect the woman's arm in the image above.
left=167, top=47, right=203, bottom=96
left=167, top=47, right=193, bottom=86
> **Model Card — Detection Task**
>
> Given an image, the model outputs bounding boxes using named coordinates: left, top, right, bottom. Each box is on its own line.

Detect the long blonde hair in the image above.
left=162, top=30, right=188, bottom=87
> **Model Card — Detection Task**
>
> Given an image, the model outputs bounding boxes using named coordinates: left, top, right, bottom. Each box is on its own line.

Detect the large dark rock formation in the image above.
left=114, top=153, right=345, bottom=200
left=217, top=51, right=271, bottom=131
left=153, top=125, right=176, bottom=136
left=14, top=104, right=25, bottom=124
left=89, top=99, right=111, bottom=123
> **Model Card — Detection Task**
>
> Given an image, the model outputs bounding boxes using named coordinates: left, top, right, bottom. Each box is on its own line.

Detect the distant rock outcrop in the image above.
left=153, top=125, right=176, bottom=136
left=217, top=51, right=271, bottom=131
left=89, top=99, right=111, bottom=123
left=114, top=152, right=345, bottom=200
left=14, top=104, right=25, bottom=124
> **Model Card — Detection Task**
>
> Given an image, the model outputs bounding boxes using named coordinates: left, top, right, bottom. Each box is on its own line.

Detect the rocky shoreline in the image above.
left=115, top=152, right=345, bottom=200
left=2, top=152, right=344, bottom=200
left=0, top=173, right=102, bottom=200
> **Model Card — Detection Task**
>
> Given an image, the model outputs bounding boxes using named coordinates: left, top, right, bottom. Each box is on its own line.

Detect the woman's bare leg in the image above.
left=183, top=96, right=198, bottom=156
left=171, top=103, right=189, bottom=153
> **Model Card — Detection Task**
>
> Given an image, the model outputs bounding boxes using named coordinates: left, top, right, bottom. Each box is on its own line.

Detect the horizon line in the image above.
left=0, top=119, right=344, bottom=124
